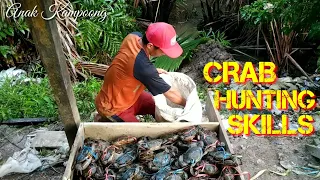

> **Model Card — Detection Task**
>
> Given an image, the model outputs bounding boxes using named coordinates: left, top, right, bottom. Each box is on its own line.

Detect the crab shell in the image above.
left=114, top=148, right=138, bottom=168
left=223, top=156, right=242, bottom=166
left=208, top=151, right=232, bottom=161
left=163, top=145, right=179, bottom=157
left=198, top=130, right=218, bottom=147
left=179, top=126, right=198, bottom=142
left=222, top=167, right=238, bottom=180
left=117, top=164, right=143, bottom=180
left=162, top=134, right=179, bottom=145
left=138, top=139, right=163, bottom=151
left=112, top=136, right=137, bottom=147
left=96, top=139, right=110, bottom=152
left=148, top=151, right=171, bottom=171
left=178, top=146, right=203, bottom=167
left=139, top=150, right=155, bottom=163
left=101, top=146, right=123, bottom=165
left=199, top=164, right=219, bottom=176
left=150, top=166, right=171, bottom=180
left=165, top=170, right=188, bottom=180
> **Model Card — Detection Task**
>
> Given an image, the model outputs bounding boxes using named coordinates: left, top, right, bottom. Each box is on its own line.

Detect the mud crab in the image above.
left=75, top=144, right=100, bottom=172
left=179, top=126, right=200, bottom=142
left=177, top=140, right=204, bottom=152
left=113, top=145, right=138, bottom=168
left=219, top=166, right=243, bottom=180
left=150, top=166, right=171, bottom=180
left=197, top=129, right=218, bottom=147
left=160, top=134, right=179, bottom=145
left=207, top=149, right=232, bottom=162
left=93, top=165, right=106, bottom=180
left=223, top=156, right=242, bottom=166
left=101, top=145, right=123, bottom=165
left=137, top=137, right=163, bottom=152
left=175, top=146, right=204, bottom=168
left=148, top=151, right=173, bottom=172
left=81, top=162, right=97, bottom=179
left=164, top=169, right=188, bottom=180
left=112, top=135, right=137, bottom=147
left=116, top=164, right=145, bottom=180
left=190, top=161, right=219, bottom=177
left=205, top=146, right=242, bottom=167
left=138, top=150, right=155, bottom=164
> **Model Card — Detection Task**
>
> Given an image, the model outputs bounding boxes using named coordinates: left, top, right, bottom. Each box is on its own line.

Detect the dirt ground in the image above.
left=230, top=135, right=320, bottom=180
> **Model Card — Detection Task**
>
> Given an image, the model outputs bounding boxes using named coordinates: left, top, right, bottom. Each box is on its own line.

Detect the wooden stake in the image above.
left=20, top=0, right=81, bottom=147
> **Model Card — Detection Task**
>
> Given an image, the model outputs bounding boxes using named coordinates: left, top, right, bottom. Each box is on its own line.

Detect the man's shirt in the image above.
left=95, top=32, right=171, bottom=117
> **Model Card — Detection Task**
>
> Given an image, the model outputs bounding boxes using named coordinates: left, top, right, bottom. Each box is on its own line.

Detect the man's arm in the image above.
left=133, top=51, right=186, bottom=107
left=163, top=87, right=186, bottom=107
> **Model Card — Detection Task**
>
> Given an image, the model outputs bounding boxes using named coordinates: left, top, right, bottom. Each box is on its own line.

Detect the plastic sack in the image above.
left=153, top=72, right=202, bottom=122
left=0, top=147, right=42, bottom=177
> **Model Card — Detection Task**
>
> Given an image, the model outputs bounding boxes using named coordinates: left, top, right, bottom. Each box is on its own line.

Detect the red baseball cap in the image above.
left=146, top=22, right=183, bottom=58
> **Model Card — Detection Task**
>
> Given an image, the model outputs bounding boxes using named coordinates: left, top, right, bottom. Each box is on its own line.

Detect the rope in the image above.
left=205, top=140, right=219, bottom=151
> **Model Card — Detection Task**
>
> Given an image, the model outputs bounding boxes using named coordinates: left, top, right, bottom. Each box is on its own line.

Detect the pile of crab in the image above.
left=74, top=125, right=243, bottom=180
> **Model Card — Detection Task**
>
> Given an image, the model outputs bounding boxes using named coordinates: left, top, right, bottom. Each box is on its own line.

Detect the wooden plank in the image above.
left=205, top=90, right=234, bottom=154
left=20, top=0, right=80, bottom=147
left=205, top=90, right=246, bottom=180
left=83, top=122, right=219, bottom=140
left=63, top=124, right=85, bottom=180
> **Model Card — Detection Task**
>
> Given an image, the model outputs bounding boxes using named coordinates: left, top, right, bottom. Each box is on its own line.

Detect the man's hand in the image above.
left=157, top=68, right=168, bottom=74
left=163, top=87, right=186, bottom=107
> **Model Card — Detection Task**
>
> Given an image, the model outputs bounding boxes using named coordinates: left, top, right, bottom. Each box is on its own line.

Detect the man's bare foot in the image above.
left=94, top=112, right=102, bottom=122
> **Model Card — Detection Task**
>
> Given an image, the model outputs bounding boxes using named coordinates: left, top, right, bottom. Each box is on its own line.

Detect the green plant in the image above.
left=200, top=29, right=231, bottom=47
left=0, top=5, right=30, bottom=68
left=73, top=0, right=138, bottom=61
left=0, top=45, right=13, bottom=58
left=197, top=84, right=207, bottom=101
left=241, top=0, right=320, bottom=74
left=0, top=76, right=103, bottom=122
left=0, top=78, right=58, bottom=121
left=73, top=77, right=103, bottom=121
left=152, top=31, right=208, bottom=72
left=0, top=20, right=15, bottom=59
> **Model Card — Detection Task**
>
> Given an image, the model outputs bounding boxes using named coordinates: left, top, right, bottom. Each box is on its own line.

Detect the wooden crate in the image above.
left=62, top=90, right=245, bottom=180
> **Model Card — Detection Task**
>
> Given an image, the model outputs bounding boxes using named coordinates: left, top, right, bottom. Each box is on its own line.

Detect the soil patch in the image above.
left=230, top=135, right=320, bottom=180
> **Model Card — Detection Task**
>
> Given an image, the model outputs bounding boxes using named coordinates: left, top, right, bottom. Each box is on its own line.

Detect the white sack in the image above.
left=153, top=72, right=202, bottom=122
left=0, top=147, right=42, bottom=177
